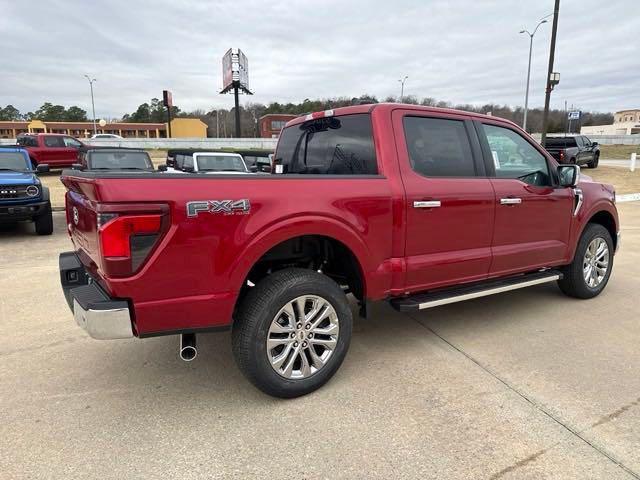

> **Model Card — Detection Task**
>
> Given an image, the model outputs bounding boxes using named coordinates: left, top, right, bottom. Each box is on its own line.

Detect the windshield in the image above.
left=89, top=151, right=153, bottom=170
left=196, top=155, right=247, bottom=172
left=0, top=152, right=30, bottom=171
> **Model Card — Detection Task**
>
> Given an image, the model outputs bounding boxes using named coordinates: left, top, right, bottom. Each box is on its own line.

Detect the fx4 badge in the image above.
left=186, top=199, right=251, bottom=217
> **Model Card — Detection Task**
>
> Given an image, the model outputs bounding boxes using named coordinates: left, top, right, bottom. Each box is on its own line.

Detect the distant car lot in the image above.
left=1, top=204, right=640, bottom=478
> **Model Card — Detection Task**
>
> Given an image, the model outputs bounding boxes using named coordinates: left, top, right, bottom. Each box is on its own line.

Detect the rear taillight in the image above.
left=560, top=151, right=565, bottom=162
left=96, top=204, right=168, bottom=277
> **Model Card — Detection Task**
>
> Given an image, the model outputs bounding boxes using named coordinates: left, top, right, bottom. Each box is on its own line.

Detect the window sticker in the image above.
left=491, top=150, right=501, bottom=170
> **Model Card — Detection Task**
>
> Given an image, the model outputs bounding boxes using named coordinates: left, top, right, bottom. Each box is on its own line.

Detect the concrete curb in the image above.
left=52, top=206, right=66, bottom=212
left=616, top=193, right=640, bottom=203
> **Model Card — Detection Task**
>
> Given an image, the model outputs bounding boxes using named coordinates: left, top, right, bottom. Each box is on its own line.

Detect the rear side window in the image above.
left=403, top=116, right=476, bottom=177
left=275, top=114, right=377, bottom=175
left=89, top=151, right=152, bottom=170
left=43, top=136, right=65, bottom=147
left=18, top=136, right=38, bottom=147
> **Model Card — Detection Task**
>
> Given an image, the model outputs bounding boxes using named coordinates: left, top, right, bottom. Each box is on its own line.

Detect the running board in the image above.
left=390, top=270, right=562, bottom=312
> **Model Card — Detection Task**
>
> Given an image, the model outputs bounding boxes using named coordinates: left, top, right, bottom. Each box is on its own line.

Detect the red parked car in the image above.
left=59, top=104, right=620, bottom=397
left=17, top=133, right=85, bottom=168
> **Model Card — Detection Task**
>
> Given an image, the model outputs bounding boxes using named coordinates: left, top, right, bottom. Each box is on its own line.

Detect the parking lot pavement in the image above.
left=1, top=205, right=640, bottom=479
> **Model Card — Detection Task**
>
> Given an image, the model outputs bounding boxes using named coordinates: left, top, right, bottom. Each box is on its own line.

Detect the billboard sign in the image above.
left=163, top=90, right=173, bottom=108
left=222, top=49, right=234, bottom=91
left=221, top=48, right=250, bottom=92
left=568, top=111, right=581, bottom=120
left=237, top=49, right=249, bottom=90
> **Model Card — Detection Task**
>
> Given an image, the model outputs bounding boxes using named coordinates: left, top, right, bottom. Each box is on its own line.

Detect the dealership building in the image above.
left=581, top=109, right=640, bottom=136
left=0, top=118, right=207, bottom=139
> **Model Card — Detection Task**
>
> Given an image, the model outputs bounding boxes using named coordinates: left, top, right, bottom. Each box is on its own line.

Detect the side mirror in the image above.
left=249, top=165, right=258, bottom=173
left=591, top=141, right=598, bottom=147
left=36, top=164, right=50, bottom=173
left=71, top=163, right=83, bottom=170
left=558, top=165, right=580, bottom=187
left=157, top=164, right=168, bottom=172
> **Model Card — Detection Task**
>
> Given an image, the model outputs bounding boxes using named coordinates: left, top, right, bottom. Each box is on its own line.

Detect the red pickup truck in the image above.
left=17, top=133, right=84, bottom=167
left=59, top=104, right=620, bottom=397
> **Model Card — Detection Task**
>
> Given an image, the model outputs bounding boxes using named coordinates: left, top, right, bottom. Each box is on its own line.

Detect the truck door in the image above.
left=42, top=135, right=66, bottom=166
left=392, top=109, right=495, bottom=292
left=475, top=120, right=573, bottom=276
left=62, top=136, right=83, bottom=165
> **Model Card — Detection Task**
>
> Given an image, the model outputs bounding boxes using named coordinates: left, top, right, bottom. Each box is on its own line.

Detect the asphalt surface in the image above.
left=2, top=205, right=640, bottom=479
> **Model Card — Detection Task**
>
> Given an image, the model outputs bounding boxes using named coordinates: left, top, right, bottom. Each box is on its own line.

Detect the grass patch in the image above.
left=587, top=166, right=640, bottom=194
left=599, top=145, right=639, bottom=160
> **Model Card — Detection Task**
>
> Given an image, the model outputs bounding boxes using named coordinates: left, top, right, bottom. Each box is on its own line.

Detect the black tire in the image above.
left=587, top=153, right=599, bottom=169
left=558, top=223, right=613, bottom=299
left=34, top=205, right=53, bottom=235
left=232, top=268, right=352, bottom=398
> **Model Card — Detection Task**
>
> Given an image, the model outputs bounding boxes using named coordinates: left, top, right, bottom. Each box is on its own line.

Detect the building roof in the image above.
left=615, top=109, right=640, bottom=114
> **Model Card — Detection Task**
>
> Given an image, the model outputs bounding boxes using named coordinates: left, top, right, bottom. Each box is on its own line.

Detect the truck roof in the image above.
left=284, top=103, right=520, bottom=129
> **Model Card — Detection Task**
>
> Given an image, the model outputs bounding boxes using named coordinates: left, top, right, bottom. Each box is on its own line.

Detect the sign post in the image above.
left=631, top=152, right=637, bottom=173
left=220, top=49, right=253, bottom=137
left=567, top=110, right=580, bottom=134
left=163, top=90, right=173, bottom=138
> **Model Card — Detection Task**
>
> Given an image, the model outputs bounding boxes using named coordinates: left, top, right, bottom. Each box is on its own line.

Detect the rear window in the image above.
left=17, top=136, right=38, bottom=147
left=544, top=137, right=577, bottom=148
left=89, top=151, right=152, bottom=170
left=196, top=155, right=246, bottom=172
left=274, top=114, right=377, bottom=175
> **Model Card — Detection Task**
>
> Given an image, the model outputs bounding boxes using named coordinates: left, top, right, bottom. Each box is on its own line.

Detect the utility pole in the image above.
left=398, top=76, right=408, bottom=102
left=541, top=0, right=561, bottom=145
left=520, top=19, right=547, bottom=132
left=84, top=75, right=97, bottom=135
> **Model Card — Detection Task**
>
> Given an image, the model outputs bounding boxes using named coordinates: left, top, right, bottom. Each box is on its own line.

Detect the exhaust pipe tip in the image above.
left=179, top=333, right=197, bottom=362
left=180, top=345, right=197, bottom=362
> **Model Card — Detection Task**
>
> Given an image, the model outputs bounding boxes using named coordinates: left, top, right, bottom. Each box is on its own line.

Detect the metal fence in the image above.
left=0, top=137, right=280, bottom=149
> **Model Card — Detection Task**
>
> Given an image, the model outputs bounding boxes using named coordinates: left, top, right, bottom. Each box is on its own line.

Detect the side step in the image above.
left=390, top=270, right=563, bottom=312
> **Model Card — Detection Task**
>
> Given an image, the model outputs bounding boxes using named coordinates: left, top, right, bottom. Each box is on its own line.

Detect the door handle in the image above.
left=500, top=197, right=522, bottom=205
left=413, top=200, right=441, bottom=208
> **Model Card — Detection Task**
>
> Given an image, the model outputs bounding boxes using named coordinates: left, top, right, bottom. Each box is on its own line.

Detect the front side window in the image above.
left=403, top=116, right=476, bottom=177
left=43, top=136, right=65, bottom=147
left=64, top=137, right=82, bottom=148
left=482, top=124, right=550, bottom=186
left=275, top=114, right=377, bottom=175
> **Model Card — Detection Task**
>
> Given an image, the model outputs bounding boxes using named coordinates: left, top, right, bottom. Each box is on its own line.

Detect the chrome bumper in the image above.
left=73, top=297, right=133, bottom=340
left=60, top=252, right=134, bottom=340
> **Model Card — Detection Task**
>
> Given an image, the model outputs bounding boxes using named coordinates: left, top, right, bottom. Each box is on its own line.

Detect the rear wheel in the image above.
left=34, top=204, right=53, bottom=235
left=558, top=224, right=613, bottom=299
left=232, top=268, right=352, bottom=398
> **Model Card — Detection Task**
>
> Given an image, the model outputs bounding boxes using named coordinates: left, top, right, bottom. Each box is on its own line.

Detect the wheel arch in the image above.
left=230, top=216, right=371, bottom=313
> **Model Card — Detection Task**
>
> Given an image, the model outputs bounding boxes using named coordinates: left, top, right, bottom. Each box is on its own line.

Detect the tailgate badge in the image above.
left=72, top=206, right=79, bottom=225
left=187, top=199, right=251, bottom=217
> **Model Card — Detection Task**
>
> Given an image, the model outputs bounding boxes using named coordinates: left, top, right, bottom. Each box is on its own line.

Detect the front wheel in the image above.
left=587, top=153, right=600, bottom=169
left=232, top=268, right=352, bottom=398
left=558, top=224, right=613, bottom=299
left=34, top=205, right=53, bottom=235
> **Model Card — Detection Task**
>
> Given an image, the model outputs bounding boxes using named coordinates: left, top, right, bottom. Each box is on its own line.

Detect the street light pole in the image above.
left=398, top=76, right=408, bottom=102
left=84, top=75, right=97, bottom=135
left=520, top=19, right=547, bottom=132
left=541, top=0, right=561, bottom=145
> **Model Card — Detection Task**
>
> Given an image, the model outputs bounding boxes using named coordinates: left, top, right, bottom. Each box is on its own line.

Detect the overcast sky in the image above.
left=1, top=0, right=638, bottom=118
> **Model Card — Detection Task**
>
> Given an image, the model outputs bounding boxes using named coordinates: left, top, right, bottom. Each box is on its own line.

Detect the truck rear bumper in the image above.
left=59, top=252, right=134, bottom=339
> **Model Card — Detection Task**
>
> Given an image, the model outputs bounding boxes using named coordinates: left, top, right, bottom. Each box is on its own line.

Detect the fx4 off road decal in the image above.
left=186, top=199, right=251, bottom=217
